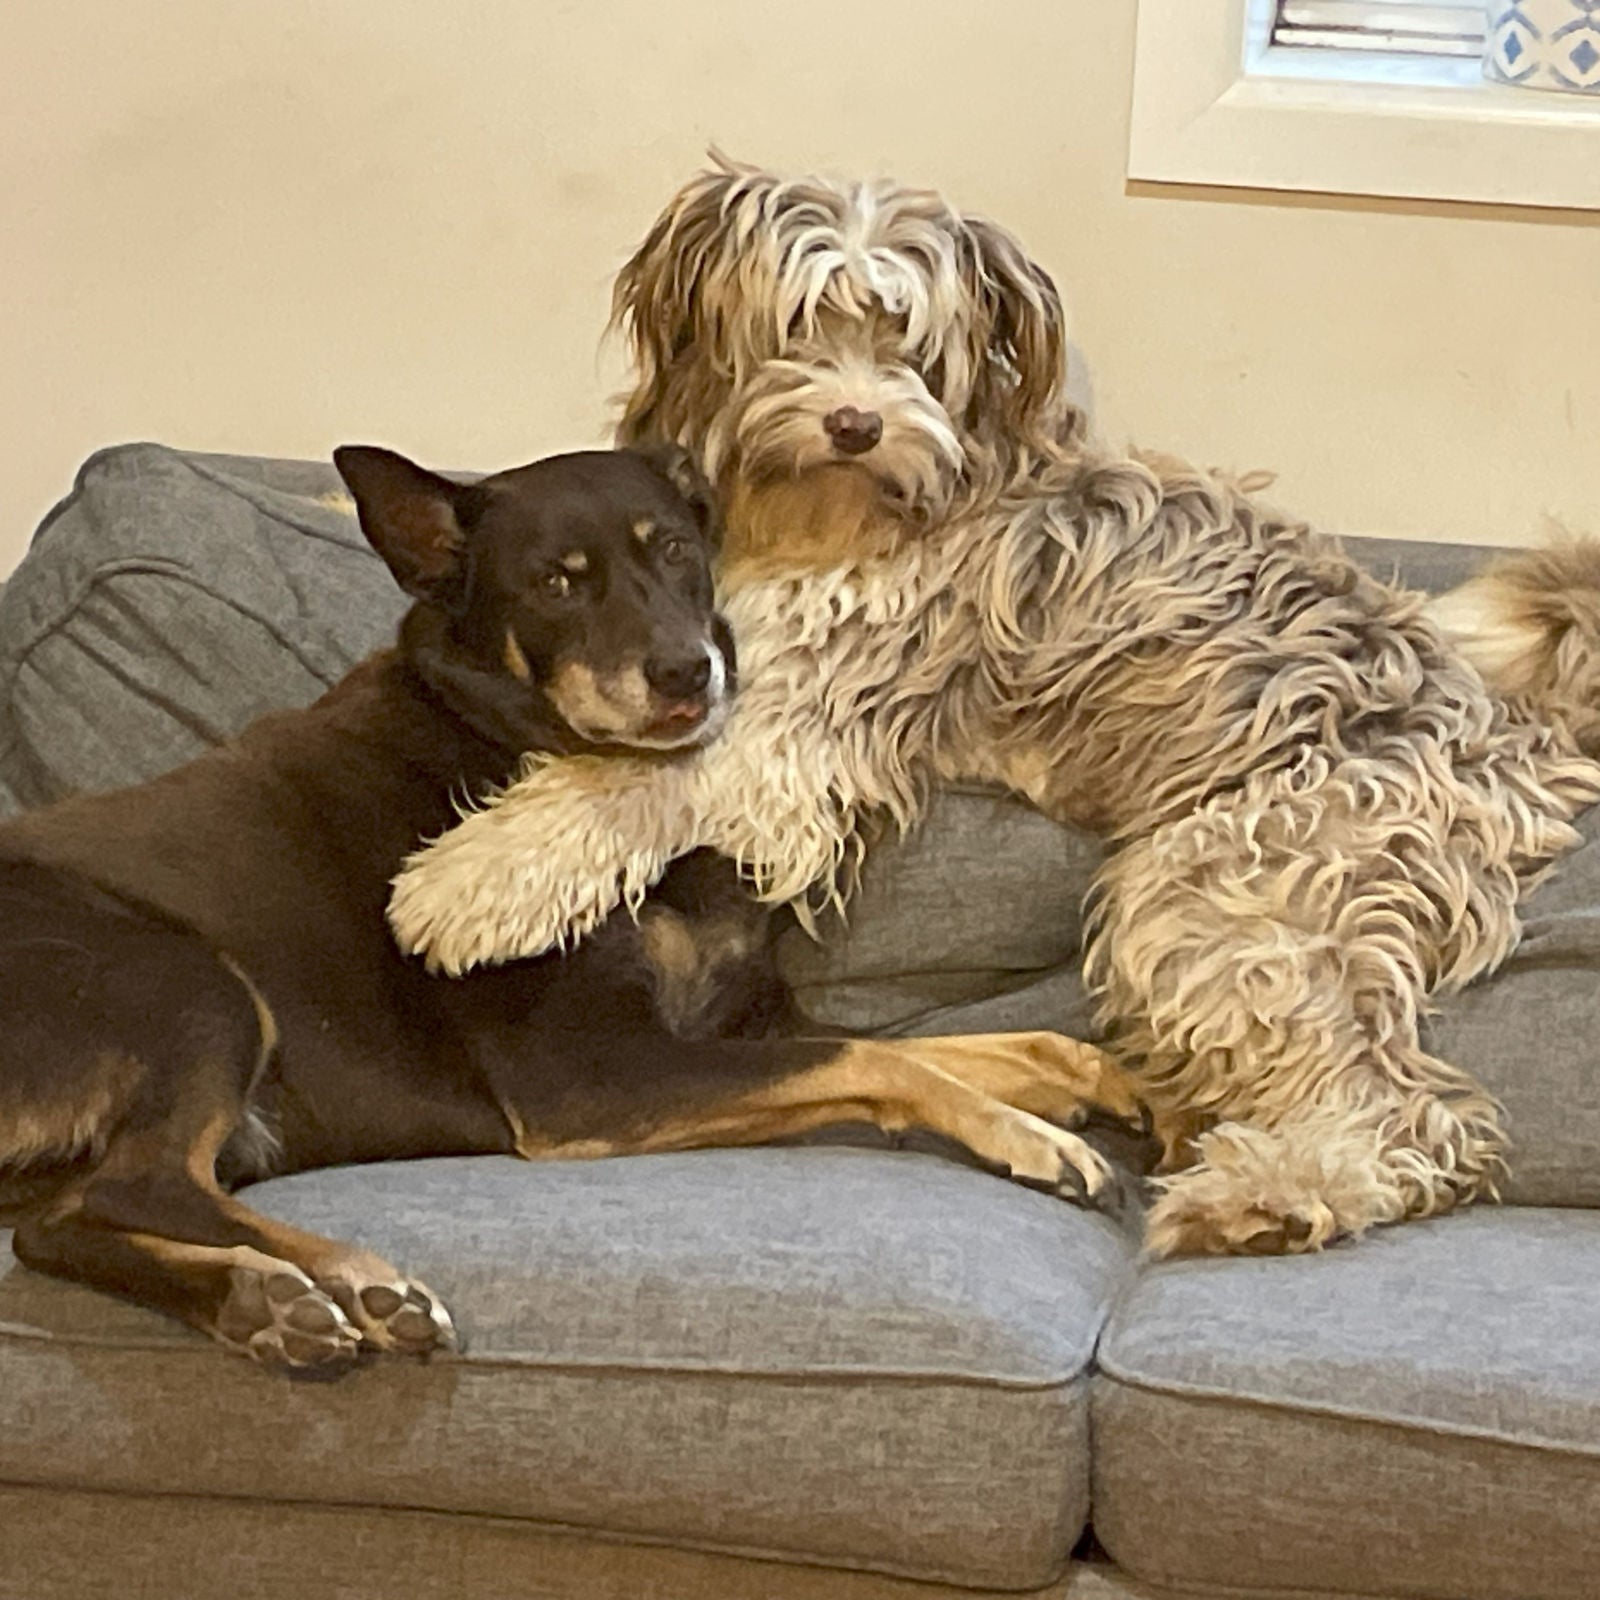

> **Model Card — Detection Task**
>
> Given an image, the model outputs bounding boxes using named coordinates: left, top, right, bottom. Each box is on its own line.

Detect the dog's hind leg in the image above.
left=14, top=1033, right=456, bottom=1372
left=1088, top=787, right=1508, bottom=1257
left=16, top=1169, right=454, bottom=1373
left=1, top=877, right=453, bottom=1370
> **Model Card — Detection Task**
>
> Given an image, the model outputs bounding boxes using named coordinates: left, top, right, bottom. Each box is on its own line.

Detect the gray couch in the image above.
left=2, top=445, right=1597, bottom=1600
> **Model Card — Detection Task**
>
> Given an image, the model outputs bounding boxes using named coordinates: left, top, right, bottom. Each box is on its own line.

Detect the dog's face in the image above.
left=335, top=445, right=731, bottom=753
left=613, top=156, right=1073, bottom=524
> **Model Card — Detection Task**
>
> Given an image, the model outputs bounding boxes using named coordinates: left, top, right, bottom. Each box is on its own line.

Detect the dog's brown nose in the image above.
left=824, top=406, right=883, bottom=456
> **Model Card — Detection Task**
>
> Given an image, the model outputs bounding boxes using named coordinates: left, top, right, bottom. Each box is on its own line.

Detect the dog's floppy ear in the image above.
left=612, top=160, right=747, bottom=447
left=334, top=445, right=470, bottom=609
left=637, top=443, right=720, bottom=543
left=957, top=217, right=1073, bottom=445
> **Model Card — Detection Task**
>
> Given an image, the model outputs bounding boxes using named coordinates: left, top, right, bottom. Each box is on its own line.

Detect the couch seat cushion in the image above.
left=0, top=1147, right=1136, bottom=1590
left=1093, top=1207, right=1600, bottom=1600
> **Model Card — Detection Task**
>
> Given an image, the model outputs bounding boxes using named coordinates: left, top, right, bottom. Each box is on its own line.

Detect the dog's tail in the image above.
left=1426, top=536, right=1600, bottom=756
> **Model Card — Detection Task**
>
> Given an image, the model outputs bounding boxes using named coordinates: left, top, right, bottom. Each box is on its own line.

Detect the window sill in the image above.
left=1128, top=0, right=1600, bottom=211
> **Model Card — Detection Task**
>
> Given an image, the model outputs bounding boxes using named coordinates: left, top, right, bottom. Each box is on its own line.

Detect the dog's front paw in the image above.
left=389, top=849, right=558, bottom=975
left=389, top=767, right=676, bottom=973
left=993, top=1113, right=1128, bottom=1215
left=388, top=818, right=590, bottom=974
left=1143, top=1121, right=1402, bottom=1257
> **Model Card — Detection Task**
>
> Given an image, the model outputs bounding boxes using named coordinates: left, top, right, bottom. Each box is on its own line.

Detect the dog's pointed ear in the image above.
left=334, top=445, right=470, bottom=609
left=958, top=217, right=1074, bottom=445
left=638, top=443, right=721, bottom=544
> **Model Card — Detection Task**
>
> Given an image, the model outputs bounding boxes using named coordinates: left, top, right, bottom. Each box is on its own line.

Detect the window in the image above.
left=1127, top=0, right=1600, bottom=210
left=1271, top=2, right=1484, bottom=57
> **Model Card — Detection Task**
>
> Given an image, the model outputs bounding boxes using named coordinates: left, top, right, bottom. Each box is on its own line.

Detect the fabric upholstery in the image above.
left=779, top=787, right=1105, bottom=1037
left=1094, top=1208, right=1600, bottom=1599
left=0, top=1149, right=1136, bottom=1590
left=0, top=1485, right=1405, bottom=1600
left=1427, top=798, right=1600, bottom=1204
left=0, top=443, right=404, bottom=813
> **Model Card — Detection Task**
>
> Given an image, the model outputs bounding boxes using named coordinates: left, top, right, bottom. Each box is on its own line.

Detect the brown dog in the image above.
left=0, top=444, right=1129, bottom=1374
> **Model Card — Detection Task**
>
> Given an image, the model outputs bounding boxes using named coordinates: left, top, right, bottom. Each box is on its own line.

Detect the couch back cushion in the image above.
left=0, top=444, right=405, bottom=813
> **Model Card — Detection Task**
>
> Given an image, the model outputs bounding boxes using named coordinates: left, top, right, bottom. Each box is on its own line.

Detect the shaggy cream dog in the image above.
left=388, top=156, right=1600, bottom=1257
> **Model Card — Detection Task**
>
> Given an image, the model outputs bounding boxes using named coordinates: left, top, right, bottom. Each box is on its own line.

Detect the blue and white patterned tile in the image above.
left=1486, top=0, right=1600, bottom=93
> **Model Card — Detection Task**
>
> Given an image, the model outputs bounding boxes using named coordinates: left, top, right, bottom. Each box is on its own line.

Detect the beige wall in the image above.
left=4, top=1, right=1597, bottom=577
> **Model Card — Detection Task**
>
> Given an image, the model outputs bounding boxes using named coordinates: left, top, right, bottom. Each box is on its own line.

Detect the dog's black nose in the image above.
left=645, top=654, right=712, bottom=699
left=824, top=405, right=883, bottom=456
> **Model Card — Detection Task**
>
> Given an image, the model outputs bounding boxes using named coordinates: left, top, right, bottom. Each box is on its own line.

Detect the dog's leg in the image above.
left=2, top=904, right=455, bottom=1370
left=1088, top=788, right=1508, bottom=1257
left=390, top=708, right=866, bottom=974
left=888, top=1030, right=1146, bottom=1128
left=390, top=751, right=702, bottom=972
left=512, top=1035, right=1127, bottom=1208
left=17, top=1159, right=456, bottom=1373
left=14, top=1199, right=367, bottom=1373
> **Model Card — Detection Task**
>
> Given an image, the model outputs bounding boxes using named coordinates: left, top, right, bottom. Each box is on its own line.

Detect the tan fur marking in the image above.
left=218, top=952, right=279, bottom=1083
left=561, top=550, right=591, bottom=572
left=631, top=519, right=655, bottom=544
left=504, top=629, right=532, bottom=682
left=0, top=1052, right=142, bottom=1171
left=513, top=1036, right=1118, bottom=1198
left=637, top=904, right=758, bottom=1035
left=719, top=469, right=906, bottom=582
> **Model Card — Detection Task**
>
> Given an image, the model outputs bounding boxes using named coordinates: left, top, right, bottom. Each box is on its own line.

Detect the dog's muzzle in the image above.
left=548, top=640, right=730, bottom=751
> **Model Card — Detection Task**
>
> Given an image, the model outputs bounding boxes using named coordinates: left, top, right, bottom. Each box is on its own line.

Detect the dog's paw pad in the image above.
left=215, top=1265, right=363, bottom=1375
left=325, top=1276, right=458, bottom=1357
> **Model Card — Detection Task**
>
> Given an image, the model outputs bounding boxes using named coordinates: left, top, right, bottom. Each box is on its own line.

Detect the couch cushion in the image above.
left=778, top=787, right=1105, bottom=1038
left=0, top=1148, right=1136, bottom=1590
left=1093, top=1207, right=1600, bottom=1600
left=0, top=443, right=405, bottom=813
left=1427, top=797, right=1600, bottom=1205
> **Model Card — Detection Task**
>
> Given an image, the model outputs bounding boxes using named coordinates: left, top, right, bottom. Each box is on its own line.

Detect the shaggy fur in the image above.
left=390, top=156, right=1600, bottom=1257
left=1427, top=538, right=1600, bottom=759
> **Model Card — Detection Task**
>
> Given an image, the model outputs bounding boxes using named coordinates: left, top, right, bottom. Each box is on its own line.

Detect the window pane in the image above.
left=1274, top=1, right=1486, bottom=55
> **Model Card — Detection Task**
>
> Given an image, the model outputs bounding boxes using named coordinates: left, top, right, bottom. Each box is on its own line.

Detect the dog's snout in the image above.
left=645, top=653, right=713, bottom=700
left=824, top=406, right=883, bottom=456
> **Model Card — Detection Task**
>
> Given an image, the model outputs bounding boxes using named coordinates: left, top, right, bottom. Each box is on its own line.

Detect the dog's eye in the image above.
left=658, top=536, right=691, bottom=565
left=540, top=571, right=573, bottom=599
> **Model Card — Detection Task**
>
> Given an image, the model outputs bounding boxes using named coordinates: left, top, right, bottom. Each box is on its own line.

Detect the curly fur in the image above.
left=390, top=158, right=1600, bottom=1257
left=1428, top=537, right=1600, bottom=758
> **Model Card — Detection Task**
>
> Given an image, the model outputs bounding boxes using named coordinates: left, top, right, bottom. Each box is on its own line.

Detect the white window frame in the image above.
left=1128, top=0, right=1600, bottom=211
